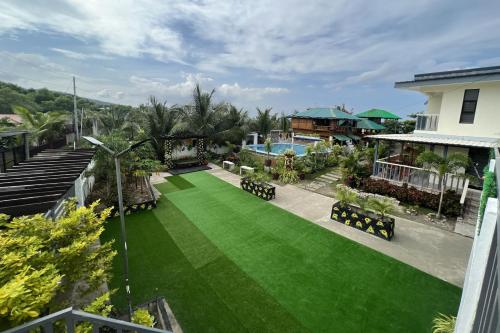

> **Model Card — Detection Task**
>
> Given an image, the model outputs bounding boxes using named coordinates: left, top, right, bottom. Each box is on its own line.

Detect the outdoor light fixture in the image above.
left=82, top=136, right=154, bottom=319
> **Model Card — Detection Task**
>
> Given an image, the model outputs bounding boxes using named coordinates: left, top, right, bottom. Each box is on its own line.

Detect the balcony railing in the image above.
left=373, top=158, right=468, bottom=193
left=2, top=307, right=171, bottom=333
left=415, top=114, right=439, bottom=131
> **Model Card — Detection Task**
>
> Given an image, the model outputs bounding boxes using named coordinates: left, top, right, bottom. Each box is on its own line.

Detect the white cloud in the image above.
left=50, top=48, right=112, bottom=60
left=218, top=83, right=288, bottom=100
left=130, top=73, right=213, bottom=97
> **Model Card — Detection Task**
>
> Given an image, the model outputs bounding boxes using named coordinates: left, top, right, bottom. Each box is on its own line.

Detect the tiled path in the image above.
left=204, top=164, right=473, bottom=287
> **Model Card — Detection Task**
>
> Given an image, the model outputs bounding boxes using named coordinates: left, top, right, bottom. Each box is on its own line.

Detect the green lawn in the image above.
left=102, top=172, right=461, bottom=333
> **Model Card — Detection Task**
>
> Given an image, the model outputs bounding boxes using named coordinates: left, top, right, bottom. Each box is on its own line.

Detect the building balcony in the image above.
left=415, top=114, right=439, bottom=131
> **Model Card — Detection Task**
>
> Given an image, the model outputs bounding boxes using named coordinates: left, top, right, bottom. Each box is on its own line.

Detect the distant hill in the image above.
left=0, top=81, right=117, bottom=114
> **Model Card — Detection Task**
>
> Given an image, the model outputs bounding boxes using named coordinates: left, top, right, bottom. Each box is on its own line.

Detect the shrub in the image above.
left=359, top=178, right=462, bottom=217
left=368, top=197, right=394, bottom=218
left=279, top=169, right=299, bottom=184
left=132, top=308, right=155, bottom=328
left=335, top=185, right=357, bottom=207
left=479, top=171, right=497, bottom=223
left=432, top=313, right=456, bottom=333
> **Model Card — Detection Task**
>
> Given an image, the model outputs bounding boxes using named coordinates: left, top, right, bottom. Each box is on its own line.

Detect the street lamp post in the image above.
left=82, top=136, right=153, bottom=319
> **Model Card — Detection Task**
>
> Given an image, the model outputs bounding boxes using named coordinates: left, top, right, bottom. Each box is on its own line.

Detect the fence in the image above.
left=454, top=157, right=500, bottom=332
left=373, top=159, right=468, bottom=193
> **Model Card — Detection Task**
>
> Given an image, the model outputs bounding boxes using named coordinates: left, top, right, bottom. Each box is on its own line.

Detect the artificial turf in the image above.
left=101, top=172, right=462, bottom=332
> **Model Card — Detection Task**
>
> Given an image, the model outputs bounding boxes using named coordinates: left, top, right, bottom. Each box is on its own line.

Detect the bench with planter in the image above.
left=240, top=177, right=276, bottom=201
left=330, top=202, right=395, bottom=241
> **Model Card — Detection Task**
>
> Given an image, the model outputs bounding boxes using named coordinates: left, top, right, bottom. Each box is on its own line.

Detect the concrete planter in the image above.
left=241, top=177, right=276, bottom=201
left=331, top=202, right=395, bottom=241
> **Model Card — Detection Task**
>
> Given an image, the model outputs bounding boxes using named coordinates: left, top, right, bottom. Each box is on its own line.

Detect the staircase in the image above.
left=307, top=170, right=341, bottom=190
left=455, top=188, right=482, bottom=237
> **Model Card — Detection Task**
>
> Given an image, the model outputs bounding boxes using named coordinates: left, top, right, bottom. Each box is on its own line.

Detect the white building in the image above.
left=368, top=66, right=500, bottom=234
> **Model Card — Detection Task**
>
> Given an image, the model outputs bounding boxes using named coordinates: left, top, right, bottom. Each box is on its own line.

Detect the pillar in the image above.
left=23, top=133, right=30, bottom=161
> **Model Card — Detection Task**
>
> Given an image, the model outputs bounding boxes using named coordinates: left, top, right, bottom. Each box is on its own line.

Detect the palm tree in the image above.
left=416, top=151, right=470, bottom=218
left=254, top=107, right=274, bottom=139
left=146, top=96, right=178, bottom=163
left=173, top=84, right=218, bottom=140
left=215, top=103, right=249, bottom=144
left=279, top=112, right=290, bottom=138
left=14, top=106, right=68, bottom=146
left=95, top=105, right=141, bottom=139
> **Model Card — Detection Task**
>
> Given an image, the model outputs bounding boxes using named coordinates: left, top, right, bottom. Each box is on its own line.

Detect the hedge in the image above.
left=358, top=178, right=462, bottom=217
left=479, top=171, right=497, bottom=223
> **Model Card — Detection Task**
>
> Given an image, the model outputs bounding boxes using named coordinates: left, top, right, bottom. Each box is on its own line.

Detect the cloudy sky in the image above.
left=1, top=0, right=499, bottom=117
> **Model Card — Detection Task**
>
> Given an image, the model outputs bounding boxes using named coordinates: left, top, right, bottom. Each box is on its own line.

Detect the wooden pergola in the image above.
left=0, top=148, right=95, bottom=217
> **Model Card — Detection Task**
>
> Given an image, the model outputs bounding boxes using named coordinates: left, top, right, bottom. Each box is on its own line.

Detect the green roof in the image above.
left=332, top=134, right=351, bottom=141
left=292, top=108, right=359, bottom=120
left=356, top=118, right=385, bottom=130
left=347, top=134, right=361, bottom=141
left=356, top=108, right=400, bottom=120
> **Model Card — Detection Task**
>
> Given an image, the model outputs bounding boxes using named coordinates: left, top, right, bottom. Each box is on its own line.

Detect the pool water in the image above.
left=246, top=143, right=307, bottom=157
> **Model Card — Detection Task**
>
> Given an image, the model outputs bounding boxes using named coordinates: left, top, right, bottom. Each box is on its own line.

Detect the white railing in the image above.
left=455, top=157, right=500, bottom=332
left=415, top=114, right=439, bottom=131
left=373, top=160, right=468, bottom=193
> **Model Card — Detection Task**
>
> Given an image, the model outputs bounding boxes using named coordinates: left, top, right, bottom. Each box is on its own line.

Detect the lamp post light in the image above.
left=82, top=136, right=153, bottom=319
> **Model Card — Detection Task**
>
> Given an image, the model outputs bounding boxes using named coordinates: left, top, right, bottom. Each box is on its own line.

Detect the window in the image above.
left=459, top=89, right=479, bottom=124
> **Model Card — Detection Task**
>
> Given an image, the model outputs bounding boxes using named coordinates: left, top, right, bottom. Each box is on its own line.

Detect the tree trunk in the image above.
left=437, top=175, right=445, bottom=218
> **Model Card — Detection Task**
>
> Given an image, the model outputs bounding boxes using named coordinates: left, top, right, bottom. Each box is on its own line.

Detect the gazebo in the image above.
left=161, top=134, right=209, bottom=174
left=356, top=108, right=401, bottom=124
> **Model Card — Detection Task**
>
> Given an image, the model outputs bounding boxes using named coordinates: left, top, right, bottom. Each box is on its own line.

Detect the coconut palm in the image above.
left=173, top=84, right=218, bottom=140
left=279, top=112, right=290, bottom=137
left=416, top=151, right=470, bottom=218
left=254, top=107, right=274, bottom=139
left=145, top=96, right=178, bottom=163
left=215, top=103, right=249, bottom=144
left=95, top=105, right=142, bottom=139
left=14, top=106, right=68, bottom=146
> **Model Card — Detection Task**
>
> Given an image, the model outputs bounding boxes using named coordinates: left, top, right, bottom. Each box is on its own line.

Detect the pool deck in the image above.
left=205, top=164, right=473, bottom=287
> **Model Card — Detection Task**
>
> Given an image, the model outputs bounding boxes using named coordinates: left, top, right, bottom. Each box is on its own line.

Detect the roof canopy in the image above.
left=395, top=66, right=500, bottom=89
left=366, top=133, right=498, bottom=148
left=0, top=148, right=95, bottom=218
left=356, top=118, right=386, bottom=130
left=290, top=108, right=359, bottom=120
left=356, top=109, right=400, bottom=120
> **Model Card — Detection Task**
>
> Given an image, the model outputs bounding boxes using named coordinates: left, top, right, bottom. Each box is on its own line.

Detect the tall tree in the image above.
left=173, top=84, right=219, bottom=140
left=146, top=96, right=178, bottom=162
left=214, top=103, right=249, bottom=144
left=13, top=106, right=68, bottom=146
left=254, top=107, right=274, bottom=138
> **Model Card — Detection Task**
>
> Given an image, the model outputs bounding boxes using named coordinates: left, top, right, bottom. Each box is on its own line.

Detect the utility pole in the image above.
left=73, top=76, right=79, bottom=142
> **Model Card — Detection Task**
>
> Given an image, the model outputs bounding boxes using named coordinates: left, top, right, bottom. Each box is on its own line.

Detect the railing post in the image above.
left=372, top=140, right=379, bottom=176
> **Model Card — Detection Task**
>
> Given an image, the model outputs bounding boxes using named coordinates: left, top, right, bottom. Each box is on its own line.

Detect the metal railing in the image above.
left=454, top=157, right=500, bottom=332
left=2, top=307, right=171, bottom=333
left=415, top=114, right=439, bottom=131
left=373, top=159, right=468, bottom=193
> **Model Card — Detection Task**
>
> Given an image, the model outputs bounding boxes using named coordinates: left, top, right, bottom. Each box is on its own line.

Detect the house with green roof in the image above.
left=356, top=108, right=401, bottom=124
left=290, top=107, right=385, bottom=142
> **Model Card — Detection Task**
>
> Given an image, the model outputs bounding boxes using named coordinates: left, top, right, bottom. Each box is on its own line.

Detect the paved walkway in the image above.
left=206, top=164, right=473, bottom=287
left=304, top=170, right=341, bottom=191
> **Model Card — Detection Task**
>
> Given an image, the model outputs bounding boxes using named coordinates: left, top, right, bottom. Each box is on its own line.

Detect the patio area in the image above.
left=103, top=170, right=463, bottom=332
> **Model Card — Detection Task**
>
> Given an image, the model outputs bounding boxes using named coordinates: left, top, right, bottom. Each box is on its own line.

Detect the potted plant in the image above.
left=271, top=167, right=280, bottom=180
left=295, top=158, right=306, bottom=180
left=241, top=171, right=276, bottom=200
left=331, top=185, right=395, bottom=241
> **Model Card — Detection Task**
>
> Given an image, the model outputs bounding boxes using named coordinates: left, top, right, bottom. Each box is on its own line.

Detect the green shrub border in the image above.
left=478, top=170, right=497, bottom=225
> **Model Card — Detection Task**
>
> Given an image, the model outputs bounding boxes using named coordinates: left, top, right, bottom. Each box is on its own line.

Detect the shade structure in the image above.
left=347, top=134, right=361, bottom=141
left=0, top=148, right=94, bottom=217
left=333, top=134, right=351, bottom=141
left=290, top=107, right=360, bottom=120
left=356, top=118, right=386, bottom=130
left=356, top=108, right=400, bottom=120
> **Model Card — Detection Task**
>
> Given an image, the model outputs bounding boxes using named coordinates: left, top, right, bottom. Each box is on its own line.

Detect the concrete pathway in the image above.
left=304, top=170, right=341, bottom=191
left=206, top=164, right=473, bottom=287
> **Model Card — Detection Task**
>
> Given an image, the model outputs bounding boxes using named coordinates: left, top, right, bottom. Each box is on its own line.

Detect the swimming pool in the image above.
left=246, top=143, right=307, bottom=157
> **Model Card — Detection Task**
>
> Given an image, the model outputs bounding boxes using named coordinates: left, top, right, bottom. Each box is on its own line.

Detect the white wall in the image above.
left=420, top=81, right=500, bottom=138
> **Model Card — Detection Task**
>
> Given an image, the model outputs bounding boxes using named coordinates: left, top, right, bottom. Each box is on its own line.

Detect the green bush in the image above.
left=131, top=308, right=155, bottom=328
left=479, top=171, right=497, bottom=222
